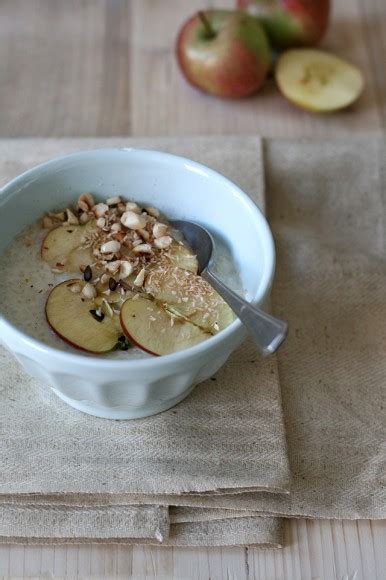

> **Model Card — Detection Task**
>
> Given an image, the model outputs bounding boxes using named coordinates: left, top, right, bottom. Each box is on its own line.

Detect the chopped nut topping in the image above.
left=79, top=212, right=90, bottom=224
left=111, top=223, right=122, bottom=233
left=105, top=260, right=121, bottom=274
left=40, top=195, right=216, bottom=345
left=146, top=207, right=160, bottom=218
left=125, top=201, right=141, bottom=214
left=100, top=240, right=121, bottom=254
left=120, top=210, right=147, bottom=230
left=154, top=235, right=172, bottom=249
left=77, top=200, right=90, bottom=213
left=82, top=283, right=97, bottom=299
left=153, top=222, right=168, bottom=238
left=119, top=260, right=133, bottom=279
left=101, top=299, right=114, bottom=318
left=93, top=203, right=109, bottom=218
left=138, top=228, right=150, bottom=241
left=106, top=196, right=121, bottom=206
left=65, top=209, right=79, bottom=225
left=133, top=268, right=146, bottom=287
left=78, top=193, right=94, bottom=209
left=133, top=243, right=152, bottom=254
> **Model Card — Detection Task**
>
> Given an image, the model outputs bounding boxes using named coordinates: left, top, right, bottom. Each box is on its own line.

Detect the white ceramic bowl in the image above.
left=0, top=149, right=275, bottom=419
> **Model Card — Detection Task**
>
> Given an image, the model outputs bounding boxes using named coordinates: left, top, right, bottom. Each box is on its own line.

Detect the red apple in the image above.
left=176, top=10, right=271, bottom=98
left=237, top=0, right=330, bottom=49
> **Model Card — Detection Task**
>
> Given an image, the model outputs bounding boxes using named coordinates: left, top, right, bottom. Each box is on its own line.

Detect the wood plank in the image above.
left=0, top=520, right=385, bottom=578
left=318, top=520, right=338, bottom=580
left=342, top=521, right=366, bottom=580
left=371, top=520, right=386, bottom=580
left=53, top=546, right=68, bottom=577
left=132, top=546, right=174, bottom=578
left=171, top=547, right=211, bottom=579
left=356, top=521, right=378, bottom=580
left=39, top=546, right=55, bottom=576
left=331, top=520, right=349, bottom=579
left=357, top=0, right=386, bottom=129
left=0, top=0, right=130, bottom=137
left=90, top=543, right=107, bottom=576
left=7, top=546, right=25, bottom=577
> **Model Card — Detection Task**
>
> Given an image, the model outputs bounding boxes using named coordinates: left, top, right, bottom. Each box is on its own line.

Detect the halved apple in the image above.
left=41, top=221, right=96, bottom=272
left=120, top=295, right=209, bottom=356
left=276, top=49, right=364, bottom=112
left=45, top=279, right=121, bottom=353
left=145, top=267, right=235, bottom=334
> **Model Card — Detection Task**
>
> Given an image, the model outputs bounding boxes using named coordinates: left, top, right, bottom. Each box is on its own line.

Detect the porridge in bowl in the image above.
left=0, top=193, right=237, bottom=357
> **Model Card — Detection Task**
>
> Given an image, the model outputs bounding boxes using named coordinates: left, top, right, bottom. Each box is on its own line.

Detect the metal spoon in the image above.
left=171, top=220, right=288, bottom=356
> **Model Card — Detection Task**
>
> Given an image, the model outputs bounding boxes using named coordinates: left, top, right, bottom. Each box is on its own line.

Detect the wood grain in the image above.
left=0, top=520, right=385, bottom=579
left=0, top=0, right=130, bottom=137
left=0, top=0, right=384, bottom=578
left=359, top=0, right=386, bottom=129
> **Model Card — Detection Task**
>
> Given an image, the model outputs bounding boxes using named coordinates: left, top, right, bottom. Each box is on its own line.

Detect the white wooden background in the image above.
left=0, top=0, right=385, bottom=578
left=0, top=520, right=385, bottom=578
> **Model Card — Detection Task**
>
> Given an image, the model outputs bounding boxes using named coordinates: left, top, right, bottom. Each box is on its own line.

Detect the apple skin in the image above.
left=45, top=279, right=121, bottom=354
left=176, top=10, right=271, bottom=98
left=120, top=309, right=160, bottom=357
left=237, top=0, right=330, bottom=49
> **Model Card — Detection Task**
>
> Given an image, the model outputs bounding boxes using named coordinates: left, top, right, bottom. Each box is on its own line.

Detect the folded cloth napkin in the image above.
left=96, top=137, right=385, bottom=523
left=0, top=515, right=283, bottom=548
left=2, top=137, right=384, bottom=547
left=0, top=137, right=289, bottom=547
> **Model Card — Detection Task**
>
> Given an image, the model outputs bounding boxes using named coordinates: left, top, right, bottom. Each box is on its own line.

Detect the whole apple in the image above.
left=237, top=0, right=330, bottom=49
left=176, top=10, right=271, bottom=98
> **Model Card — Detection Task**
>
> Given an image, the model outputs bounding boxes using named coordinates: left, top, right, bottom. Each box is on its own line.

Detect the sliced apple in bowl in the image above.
left=145, top=266, right=235, bottom=334
left=167, top=240, right=198, bottom=273
left=45, top=279, right=122, bottom=353
left=41, top=220, right=96, bottom=272
left=120, top=295, right=209, bottom=356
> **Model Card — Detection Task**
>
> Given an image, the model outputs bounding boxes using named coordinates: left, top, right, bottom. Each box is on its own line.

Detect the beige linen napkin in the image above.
left=0, top=137, right=288, bottom=546
left=2, top=137, right=384, bottom=548
left=109, top=137, right=385, bottom=521
left=0, top=516, right=283, bottom=548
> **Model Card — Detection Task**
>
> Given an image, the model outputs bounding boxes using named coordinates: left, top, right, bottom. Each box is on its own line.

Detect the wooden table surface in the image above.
left=0, top=1, right=385, bottom=578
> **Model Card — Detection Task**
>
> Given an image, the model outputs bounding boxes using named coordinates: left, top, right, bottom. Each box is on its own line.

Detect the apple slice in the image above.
left=147, top=239, right=198, bottom=275
left=145, top=267, right=235, bottom=334
left=41, top=221, right=96, bottom=272
left=276, top=49, right=364, bottom=112
left=46, top=279, right=122, bottom=353
left=168, top=240, right=198, bottom=273
left=120, top=295, right=209, bottom=356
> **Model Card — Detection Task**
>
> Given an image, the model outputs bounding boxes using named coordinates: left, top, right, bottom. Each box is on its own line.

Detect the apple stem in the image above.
left=198, top=11, right=215, bottom=39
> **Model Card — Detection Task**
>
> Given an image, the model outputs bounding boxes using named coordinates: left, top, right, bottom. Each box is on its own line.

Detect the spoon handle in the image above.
left=202, top=268, right=288, bottom=356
